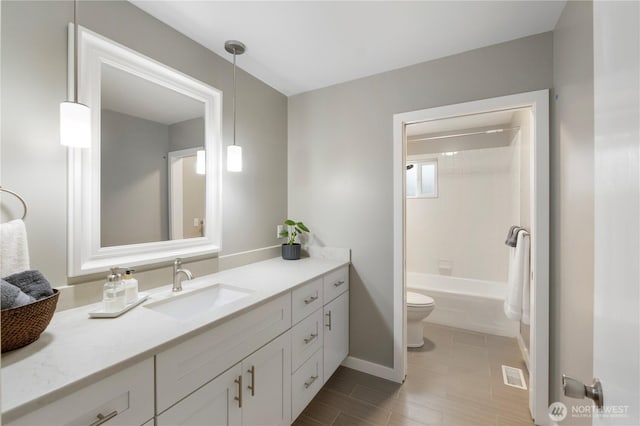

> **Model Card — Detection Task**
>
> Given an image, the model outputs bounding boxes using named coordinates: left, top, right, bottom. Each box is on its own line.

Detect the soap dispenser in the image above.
left=103, top=267, right=126, bottom=312
left=123, top=269, right=139, bottom=304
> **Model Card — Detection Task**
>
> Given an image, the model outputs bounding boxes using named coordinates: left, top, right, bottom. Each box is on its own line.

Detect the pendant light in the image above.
left=60, top=0, right=90, bottom=148
left=225, top=40, right=245, bottom=172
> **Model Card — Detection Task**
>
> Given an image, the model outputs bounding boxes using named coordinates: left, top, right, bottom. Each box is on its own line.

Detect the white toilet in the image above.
left=407, top=291, right=436, bottom=348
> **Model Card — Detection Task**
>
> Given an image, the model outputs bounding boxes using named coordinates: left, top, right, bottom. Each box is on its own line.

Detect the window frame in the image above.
left=406, top=158, right=438, bottom=199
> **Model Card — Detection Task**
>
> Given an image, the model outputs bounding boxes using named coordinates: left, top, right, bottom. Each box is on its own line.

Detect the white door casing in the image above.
left=593, top=2, right=640, bottom=425
left=392, top=90, right=549, bottom=424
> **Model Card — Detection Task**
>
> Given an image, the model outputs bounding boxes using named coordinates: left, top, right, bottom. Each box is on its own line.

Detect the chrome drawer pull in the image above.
left=304, top=333, right=318, bottom=344
left=333, top=280, right=345, bottom=287
left=89, top=411, right=118, bottom=426
left=234, top=375, right=243, bottom=407
left=247, top=365, right=255, bottom=396
left=303, top=294, right=319, bottom=304
left=304, top=375, right=319, bottom=389
left=325, top=311, right=332, bottom=330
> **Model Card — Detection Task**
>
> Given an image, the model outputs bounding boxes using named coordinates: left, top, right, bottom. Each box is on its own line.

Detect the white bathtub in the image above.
left=407, top=272, right=518, bottom=337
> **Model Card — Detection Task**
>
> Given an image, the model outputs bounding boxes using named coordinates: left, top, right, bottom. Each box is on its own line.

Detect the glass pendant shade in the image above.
left=60, top=101, right=91, bottom=148
left=196, top=149, right=206, bottom=175
left=227, top=145, right=242, bottom=172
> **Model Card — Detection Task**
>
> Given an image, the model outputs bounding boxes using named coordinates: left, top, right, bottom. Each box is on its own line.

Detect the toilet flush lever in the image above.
left=562, top=375, right=604, bottom=409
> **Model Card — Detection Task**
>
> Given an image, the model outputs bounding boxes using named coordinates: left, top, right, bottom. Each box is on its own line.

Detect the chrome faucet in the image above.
left=173, top=258, right=193, bottom=292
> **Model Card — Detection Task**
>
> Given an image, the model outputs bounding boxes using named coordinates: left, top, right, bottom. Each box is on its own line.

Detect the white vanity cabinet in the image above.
left=290, top=265, right=350, bottom=421
left=323, top=290, right=349, bottom=382
left=155, top=293, right=291, bottom=413
left=157, top=332, right=291, bottom=426
left=6, top=358, right=154, bottom=426
left=155, top=293, right=292, bottom=426
left=322, top=265, right=349, bottom=382
left=2, top=260, right=350, bottom=426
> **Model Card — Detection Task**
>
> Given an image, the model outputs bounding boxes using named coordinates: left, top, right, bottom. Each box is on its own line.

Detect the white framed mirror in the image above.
left=68, top=25, right=222, bottom=277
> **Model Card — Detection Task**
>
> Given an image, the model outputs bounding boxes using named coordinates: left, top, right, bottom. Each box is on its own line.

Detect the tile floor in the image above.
left=293, top=323, right=533, bottom=426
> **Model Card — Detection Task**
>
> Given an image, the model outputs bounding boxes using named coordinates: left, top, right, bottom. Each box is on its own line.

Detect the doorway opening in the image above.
left=168, top=147, right=206, bottom=240
left=392, top=90, right=549, bottom=425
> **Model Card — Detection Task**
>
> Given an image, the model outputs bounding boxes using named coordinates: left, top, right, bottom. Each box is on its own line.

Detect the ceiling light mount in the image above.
left=224, top=41, right=246, bottom=56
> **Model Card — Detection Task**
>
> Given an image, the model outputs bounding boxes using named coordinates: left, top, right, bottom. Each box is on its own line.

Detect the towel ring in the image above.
left=0, top=186, right=27, bottom=220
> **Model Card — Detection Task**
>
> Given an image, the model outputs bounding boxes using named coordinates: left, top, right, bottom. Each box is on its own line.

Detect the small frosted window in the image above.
left=406, top=159, right=438, bottom=198
left=406, top=165, right=417, bottom=197
left=421, top=163, right=436, bottom=195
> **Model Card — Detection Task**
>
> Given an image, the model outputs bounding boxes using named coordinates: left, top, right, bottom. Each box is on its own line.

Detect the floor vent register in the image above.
left=501, top=365, right=527, bottom=390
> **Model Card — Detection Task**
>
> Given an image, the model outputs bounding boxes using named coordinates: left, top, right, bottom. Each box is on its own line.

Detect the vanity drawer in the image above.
left=291, top=278, right=323, bottom=324
left=323, top=266, right=349, bottom=304
left=7, top=358, right=153, bottom=426
left=291, top=308, right=324, bottom=372
left=291, top=348, right=323, bottom=421
left=155, top=293, right=291, bottom=414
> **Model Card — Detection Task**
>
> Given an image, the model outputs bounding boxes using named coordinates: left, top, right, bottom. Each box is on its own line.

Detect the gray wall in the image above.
left=169, top=117, right=204, bottom=152
left=289, top=33, right=553, bottom=367
left=550, top=0, right=595, bottom=419
left=101, top=109, right=170, bottom=247
left=1, top=1, right=287, bottom=288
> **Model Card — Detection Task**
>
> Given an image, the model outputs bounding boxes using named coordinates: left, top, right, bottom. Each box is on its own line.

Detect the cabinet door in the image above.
left=157, top=364, right=242, bottom=426
left=241, top=332, right=291, bottom=426
left=323, top=291, right=349, bottom=382
left=7, top=358, right=154, bottom=426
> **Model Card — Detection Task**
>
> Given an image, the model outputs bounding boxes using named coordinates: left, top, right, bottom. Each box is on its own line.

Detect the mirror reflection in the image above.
left=100, top=63, right=205, bottom=248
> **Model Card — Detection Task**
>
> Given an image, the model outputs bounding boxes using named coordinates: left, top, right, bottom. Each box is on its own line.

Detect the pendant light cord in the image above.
left=232, top=50, right=237, bottom=146
left=73, top=0, right=78, bottom=103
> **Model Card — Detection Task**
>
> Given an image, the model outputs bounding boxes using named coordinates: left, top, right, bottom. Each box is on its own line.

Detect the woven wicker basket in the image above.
left=1, top=289, right=59, bottom=353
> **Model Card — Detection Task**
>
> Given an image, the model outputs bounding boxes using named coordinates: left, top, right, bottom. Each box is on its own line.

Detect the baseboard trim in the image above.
left=341, top=356, right=401, bottom=383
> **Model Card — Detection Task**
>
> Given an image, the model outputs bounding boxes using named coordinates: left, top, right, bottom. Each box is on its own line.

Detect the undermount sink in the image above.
left=144, top=284, right=253, bottom=320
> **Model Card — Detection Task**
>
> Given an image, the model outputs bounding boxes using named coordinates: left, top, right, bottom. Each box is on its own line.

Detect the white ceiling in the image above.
left=130, top=1, right=565, bottom=96
left=101, top=63, right=204, bottom=125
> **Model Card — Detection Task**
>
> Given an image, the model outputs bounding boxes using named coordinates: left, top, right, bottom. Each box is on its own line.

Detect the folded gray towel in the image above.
left=505, top=225, right=522, bottom=247
left=1, top=279, right=35, bottom=309
left=3, top=270, right=54, bottom=300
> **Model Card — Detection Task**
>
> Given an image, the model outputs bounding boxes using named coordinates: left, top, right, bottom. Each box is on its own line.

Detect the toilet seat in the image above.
left=407, top=291, right=434, bottom=307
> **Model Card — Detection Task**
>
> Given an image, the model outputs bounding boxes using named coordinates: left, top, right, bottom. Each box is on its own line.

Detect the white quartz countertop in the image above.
left=1, top=256, right=348, bottom=421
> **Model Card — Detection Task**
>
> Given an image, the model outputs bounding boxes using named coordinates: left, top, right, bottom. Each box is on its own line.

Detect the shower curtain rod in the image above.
left=408, top=126, right=520, bottom=142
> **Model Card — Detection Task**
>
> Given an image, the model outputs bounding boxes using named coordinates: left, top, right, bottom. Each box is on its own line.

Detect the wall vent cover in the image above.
left=501, top=365, right=527, bottom=390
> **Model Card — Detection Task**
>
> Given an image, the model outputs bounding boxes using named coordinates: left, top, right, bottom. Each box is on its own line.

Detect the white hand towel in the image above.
left=1, top=219, right=30, bottom=277
left=504, top=230, right=531, bottom=323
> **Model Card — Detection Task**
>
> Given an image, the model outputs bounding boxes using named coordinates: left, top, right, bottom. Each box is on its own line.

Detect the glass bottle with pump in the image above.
left=123, top=269, right=139, bottom=304
left=103, top=267, right=126, bottom=312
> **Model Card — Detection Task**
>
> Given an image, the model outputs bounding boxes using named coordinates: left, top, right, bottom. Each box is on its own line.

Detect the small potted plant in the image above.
left=279, top=219, right=310, bottom=260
